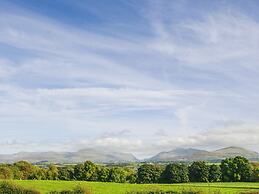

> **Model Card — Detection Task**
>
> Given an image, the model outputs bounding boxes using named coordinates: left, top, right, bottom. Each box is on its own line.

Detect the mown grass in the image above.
left=2, top=180, right=259, bottom=194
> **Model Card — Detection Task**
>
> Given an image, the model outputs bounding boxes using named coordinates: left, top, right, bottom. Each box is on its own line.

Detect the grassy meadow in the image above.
left=6, top=180, right=259, bottom=194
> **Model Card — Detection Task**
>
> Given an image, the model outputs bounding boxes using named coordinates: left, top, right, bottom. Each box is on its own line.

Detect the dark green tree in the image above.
left=161, top=163, right=189, bottom=183
left=221, top=156, right=252, bottom=182
left=208, top=164, right=221, bottom=182
left=137, top=164, right=163, bottom=183
left=251, top=168, right=259, bottom=182
left=125, top=168, right=137, bottom=183
left=108, top=167, right=127, bottom=183
left=74, top=163, right=85, bottom=180
left=97, top=166, right=110, bottom=182
left=58, top=166, right=74, bottom=180
left=74, top=161, right=98, bottom=181
left=189, top=161, right=209, bottom=182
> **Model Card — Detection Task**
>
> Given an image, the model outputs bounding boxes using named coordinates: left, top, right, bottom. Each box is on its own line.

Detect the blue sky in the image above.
left=1, top=0, right=259, bottom=157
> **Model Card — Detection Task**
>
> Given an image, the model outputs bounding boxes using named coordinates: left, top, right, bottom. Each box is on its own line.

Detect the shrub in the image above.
left=126, top=191, right=178, bottom=194
left=49, top=185, right=92, bottom=194
left=0, top=181, right=40, bottom=194
left=240, top=193, right=259, bottom=194
left=126, top=191, right=208, bottom=194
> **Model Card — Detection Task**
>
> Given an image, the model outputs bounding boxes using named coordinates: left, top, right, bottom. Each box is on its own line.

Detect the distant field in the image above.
left=6, top=180, right=259, bottom=194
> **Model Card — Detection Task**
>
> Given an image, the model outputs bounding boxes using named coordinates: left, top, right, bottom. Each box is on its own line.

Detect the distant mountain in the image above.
left=1, top=146, right=258, bottom=164
left=148, top=146, right=259, bottom=162
left=149, top=148, right=210, bottom=162
left=0, top=148, right=137, bottom=163
left=212, top=146, right=259, bottom=159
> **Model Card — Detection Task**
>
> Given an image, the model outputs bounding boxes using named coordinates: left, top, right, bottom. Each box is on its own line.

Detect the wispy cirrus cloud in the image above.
left=0, top=0, right=259, bottom=155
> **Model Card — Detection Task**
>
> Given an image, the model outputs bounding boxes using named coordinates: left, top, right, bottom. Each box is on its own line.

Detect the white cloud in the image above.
left=0, top=2, right=259, bottom=156
left=156, top=124, right=259, bottom=152
left=147, top=11, right=259, bottom=70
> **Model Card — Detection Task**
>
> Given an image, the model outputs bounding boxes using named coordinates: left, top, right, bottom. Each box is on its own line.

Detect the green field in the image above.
left=5, top=180, right=259, bottom=194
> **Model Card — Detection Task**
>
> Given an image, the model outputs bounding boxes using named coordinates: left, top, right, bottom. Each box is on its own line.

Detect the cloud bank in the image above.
left=0, top=0, right=259, bottom=156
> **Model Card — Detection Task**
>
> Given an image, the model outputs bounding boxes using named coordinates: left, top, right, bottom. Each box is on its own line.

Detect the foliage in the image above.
left=58, top=166, right=75, bottom=181
left=0, top=181, right=40, bottom=194
left=108, top=167, right=127, bottom=183
left=188, top=161, right=209, bottom=182
left=47, top=165, right=59, bottom=180
left=13, top=161, right=36, bottom=180
left=28, top=168, right=47, bottom=180
left=74, top=161, right=98, bottom=181
left=161, top=163, right=189, bottom=183
left=126, top=190, right=216, bottom=194
left=125, top=168, right=137, bottom=183
left=0, top=166, right=13, bottom=179
left=0, top=156, right=257, bottom=184
left=137, top=164, right=163, bottom=183
left=220, top=156, right=252, bottom=182
left=251, top=168, right=259, bottom=182
left=49, top=185, right=92, bottom=194
left=208, top=164, right=221, bottom=182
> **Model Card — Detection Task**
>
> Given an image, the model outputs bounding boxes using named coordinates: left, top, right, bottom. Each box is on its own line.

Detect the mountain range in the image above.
left=0, top=146, right=258, bottom=163
left=0, top=148, right=137, bottom=163
left=149, top=146, right=259, bottom=162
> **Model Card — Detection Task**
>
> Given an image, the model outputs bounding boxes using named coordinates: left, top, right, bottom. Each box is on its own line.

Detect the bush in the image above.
left=126, top=191, right=208, bottom=194
left=126, top=191, right=178, bottom=194
left=49, top=185, right=92, bottom=194
left=0, top=181, right=40, bottom=194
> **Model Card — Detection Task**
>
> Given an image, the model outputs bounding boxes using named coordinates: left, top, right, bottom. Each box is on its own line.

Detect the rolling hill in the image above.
left=1, top=146, right=258, bottom=163
left=0, top=148, right=137, bottom=163
left=148, top=146, right=259, bottom=162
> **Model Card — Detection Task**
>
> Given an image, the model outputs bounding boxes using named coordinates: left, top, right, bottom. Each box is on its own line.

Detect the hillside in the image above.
left=1, top=146, right=258, bottom=163
left=148, top=146, right=259, bottom=162
left=0, top=148, right=137, bottom=163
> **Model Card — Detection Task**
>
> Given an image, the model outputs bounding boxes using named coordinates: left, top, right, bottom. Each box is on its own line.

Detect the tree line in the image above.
left=0, top=156, right=258, bottom=183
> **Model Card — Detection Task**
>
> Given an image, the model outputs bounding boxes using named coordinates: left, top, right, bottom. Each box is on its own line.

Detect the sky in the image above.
left=0, top=0, right=259, bottom=158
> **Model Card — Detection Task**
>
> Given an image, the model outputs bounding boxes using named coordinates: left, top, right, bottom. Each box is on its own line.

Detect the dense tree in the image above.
left=251, top=168, right=259, bottom=182
left=137, top=164, right=163, bottom=183
left=161, top=163, right=189, bottom=183
left=74, top=163, right=85, bottom=180
left=0, top=157, right=255, bottom=183
left=208, top=164, right=221, bottom=182
left=125, top=168, right=137, bottom=183
left=221, top=156, right=252, bottom=182
left=97, top=166, right=110, bottom=182
left=0, top=166, right=13, bottom=179
left=13, top=161, right=36, bottom=180
left=108, top=167, right=127, bottom=183
left=74, top=161, right=98, bottom=181
left=28, top=167, right=47, bottom=180
left=189, top=161, right=209, bottom=182
left=46, top=165, right=59, bottom=180
left=58, top=166, right=74, bottom=180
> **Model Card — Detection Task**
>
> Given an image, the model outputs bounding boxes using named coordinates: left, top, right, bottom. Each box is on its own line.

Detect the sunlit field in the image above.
left=7, top=180, right=259, bottom=194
